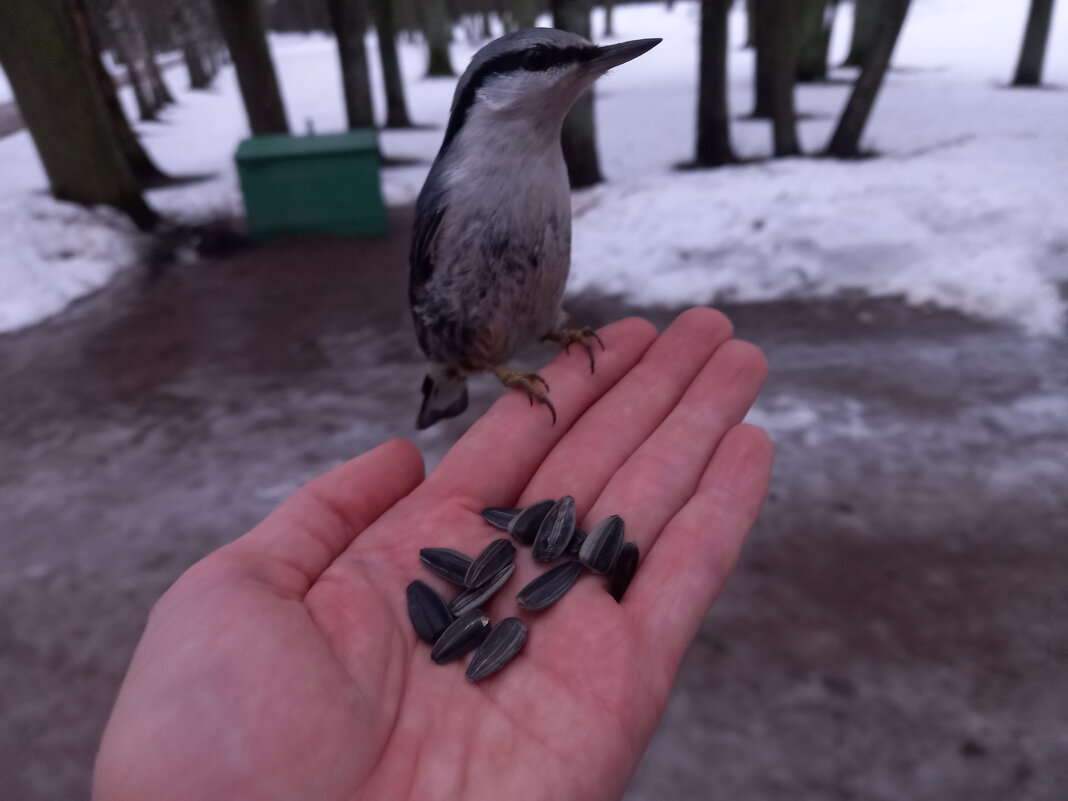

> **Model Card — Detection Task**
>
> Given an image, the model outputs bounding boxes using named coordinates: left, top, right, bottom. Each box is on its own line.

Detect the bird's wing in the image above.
left=409, top=181, right=448, bottom=295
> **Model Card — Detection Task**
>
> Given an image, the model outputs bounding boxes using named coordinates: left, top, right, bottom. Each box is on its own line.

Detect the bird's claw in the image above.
left=492, top=368, right=557, bottom=425
left=544, top=327, right=605, bottom=374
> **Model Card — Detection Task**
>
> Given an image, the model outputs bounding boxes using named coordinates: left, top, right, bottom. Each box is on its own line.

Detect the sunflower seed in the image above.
left=567, top=527, right=587, bottom=554
left=481, top=506, right=521, bottom=530
left=430, top=608, right=491, bottom=664
left=608, top=542, right=639, bottom=602
left=406, top=580, right=453, bottom=644
left=450, top=563, right=515, bottom=616
left=419, top=548, right=473, bottom=586
left=516, top=561, right=583, bottom=610
left=532, top=495, right=576, bottom=562
left=464, top=538, right=516, bottom=588
left=508, top=499, right=555, bottom=545
left=579, top=515, right=624, bottom=574
left=466, top=617, right=528, bottom=682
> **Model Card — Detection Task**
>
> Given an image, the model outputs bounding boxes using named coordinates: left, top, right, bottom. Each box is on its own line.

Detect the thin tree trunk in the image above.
left=327, top=0, right=376, bottom=129
left=552, top=0, right=604, bottom=188
left=766, top=0, right=801, bottom=156
left=144, top=48, right=175, bottom=106
left=797, top=0, right=832, bottom=82
left=422, top=0, right=455, bottom=77
left=695, top=0, right=735, bottom=167
left=70, top=0, right=167, bottom=183
left=0, top=0, right=156, bottom=227
left=604, top=2, right=615, bottom=37
left=513, top=0, right=540, bottom=29
left=843, top=0, right=880, bottom=67
left=751, top=0, right=773, bottom=117
left=173, top=5, right=213, bottom=89
left=481, top=11, right=493, bottom=37
left=104, top=1, right=159, bottom=121
left=369, top=0, right=413, bottom=127
left=210, top=0, right=289, bottom=135
left=1012, top=0, right=1055, bottom=86
left=826, top=0, right=910, bottom=157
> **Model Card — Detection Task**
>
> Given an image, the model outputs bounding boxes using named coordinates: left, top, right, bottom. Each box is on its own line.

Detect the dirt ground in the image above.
left=1, top=205, right=1066, bottom=800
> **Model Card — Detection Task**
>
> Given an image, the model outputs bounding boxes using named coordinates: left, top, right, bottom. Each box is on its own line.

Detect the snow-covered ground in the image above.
left=0, top=66, right=11, bottom=104
left=1, top=1, right=1067, bottom=334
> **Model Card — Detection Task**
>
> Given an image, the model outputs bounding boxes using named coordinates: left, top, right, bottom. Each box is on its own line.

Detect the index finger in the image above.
left=422, top=317, right=658, bottom=509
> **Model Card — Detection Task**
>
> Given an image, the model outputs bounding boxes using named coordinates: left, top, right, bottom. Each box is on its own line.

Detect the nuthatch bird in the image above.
left=409, top=28, right=661, bottom=429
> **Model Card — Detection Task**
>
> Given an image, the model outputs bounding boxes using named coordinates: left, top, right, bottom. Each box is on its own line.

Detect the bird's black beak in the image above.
left=586, top=37, right=662, bottom=73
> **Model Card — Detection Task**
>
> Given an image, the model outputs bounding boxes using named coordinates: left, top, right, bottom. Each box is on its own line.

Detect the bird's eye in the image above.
left=524, top=48, right=552, bottom=72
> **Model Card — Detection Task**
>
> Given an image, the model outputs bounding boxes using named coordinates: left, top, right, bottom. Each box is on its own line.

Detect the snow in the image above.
left=1, top=1, right=1067, bottom=335
left=0, top=65, right=11, bottom=104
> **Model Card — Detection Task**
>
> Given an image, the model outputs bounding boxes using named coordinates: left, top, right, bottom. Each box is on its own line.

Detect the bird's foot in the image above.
left=543, top=327, right=605, bottom=374
left=492, top=367, right=556, bottom=425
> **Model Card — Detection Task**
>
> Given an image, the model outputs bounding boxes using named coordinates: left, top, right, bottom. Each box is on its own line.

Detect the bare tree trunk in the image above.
left=751, top=0, right=773, bottom=117
left=210, top=0, right=290, bottom=135
left=1012, top=0, right=1055, bottom=87
left=604, top=2, right=615, bottom=37
left=369, top=0, right=414, bottom=127
left=695, top=0, right=735, bottom=167
left=513, top=0, right=541, bottom=28
left=0, top=0, right=156, bottom=227
left=104, top=0, right=159, bottom=121
left=843, top=0, right=879, bottom=67
left=172, top=5, right=213, bottom=89
left=327, top=0, right=376, bottom=129
left=826, top=0, right=910, bottom=157
left=797, top=0, right=835, bottom=82
left=70, top=0, right=167, bottom=183
left=552, top=0, right=604, bottom=189
left=422, top=0, right=455, bottom=76
left=766, top=0, right=800, bottom=156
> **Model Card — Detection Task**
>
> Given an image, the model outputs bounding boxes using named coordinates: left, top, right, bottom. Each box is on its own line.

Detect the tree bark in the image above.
left=422, top=0, right=455, bottom=77
left=1012, top=0, right=1055, bottom=87
left=695, top=0, right=735, bottom=167
left=70, top=0, right=167, bottom=183
left=327, top=0, right=376, bottom=129
left=843, top=0, right=880, bottom=67
left=552, top=0, right=604, bottom=189
left=369, top=0, right=413, bottom=127
left=0, top=0, right=156, bottom=227
left=766, top=0, right=801, bottom=156
left=797, top=0, right=835, bottom=82
left=210, top=0, right=289, bottom=135
left=826, top=0, right=910, bottom=157
left=750, top=0, right=773, bottom=117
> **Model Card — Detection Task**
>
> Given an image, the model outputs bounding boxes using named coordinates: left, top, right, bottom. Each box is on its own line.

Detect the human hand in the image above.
left=93, top=309, right=772, bottom=801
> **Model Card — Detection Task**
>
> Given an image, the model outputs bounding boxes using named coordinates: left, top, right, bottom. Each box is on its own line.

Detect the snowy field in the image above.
left=1, top=0, right=1067, bottom=334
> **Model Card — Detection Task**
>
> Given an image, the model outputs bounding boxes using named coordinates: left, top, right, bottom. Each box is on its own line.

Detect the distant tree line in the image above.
left=0, top=0, right=1058, bottom=228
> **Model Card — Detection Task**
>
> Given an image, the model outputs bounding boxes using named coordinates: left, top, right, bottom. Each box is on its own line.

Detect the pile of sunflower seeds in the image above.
left=406, top=497, right=639, bottom=682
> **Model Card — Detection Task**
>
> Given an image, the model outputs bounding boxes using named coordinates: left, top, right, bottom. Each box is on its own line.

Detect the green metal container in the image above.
left=235, top=130, right=388, bottom=240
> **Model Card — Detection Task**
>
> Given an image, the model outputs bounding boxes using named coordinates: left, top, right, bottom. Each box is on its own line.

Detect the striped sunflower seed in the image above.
left=608, top=542, right=639, bottom=602
left=481, top=506, right=521, bottom=530
left=567, top=527, right=587, bottom=554
left=579, top=515, right=624, bottom=574
left=508, top=499, right=555, bottom=545
left=450, top=563, right=515, bottom=616
left=431, top=608, right=491, bottom=664
left=406, top=580, right=453, bottom=644
left=419, top=547, right=473, bottom=586
left=516, top=561, right=583, bottom=611
left=464, top=538, right=516, bottom=589
left=466, top=617, right=528, bottom=682
left=532, top=495, right=576, bottom=562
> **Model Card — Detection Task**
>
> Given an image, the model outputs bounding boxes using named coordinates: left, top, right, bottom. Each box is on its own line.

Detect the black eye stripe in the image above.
left=441, top=44, right=598, bottom=149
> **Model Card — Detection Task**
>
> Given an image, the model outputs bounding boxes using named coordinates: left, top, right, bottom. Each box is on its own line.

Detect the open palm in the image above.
left=94, top=310, right=772, bottom=801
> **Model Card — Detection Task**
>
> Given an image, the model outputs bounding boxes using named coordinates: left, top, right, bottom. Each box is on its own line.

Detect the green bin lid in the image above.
left=236, top=130, right=379, bottom=162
